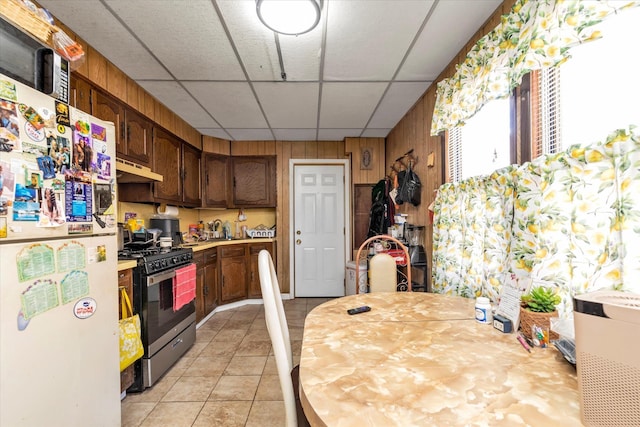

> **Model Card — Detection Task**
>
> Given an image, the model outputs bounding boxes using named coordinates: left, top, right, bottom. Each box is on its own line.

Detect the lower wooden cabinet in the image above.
left=195, top=241, right=276, bottom=319
left=219, top=245, right=248, bottom=304
left=118, top=269, right=135, bottom=392
left=248, top=242, right=275, bottom=298
left=195, top=249, right=218, bottom=323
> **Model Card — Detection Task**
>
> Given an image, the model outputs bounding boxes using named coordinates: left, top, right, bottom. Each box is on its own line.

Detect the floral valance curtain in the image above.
left=430, top=0, right=640, bottom=136
left=432, top=126, right=640, bottom=316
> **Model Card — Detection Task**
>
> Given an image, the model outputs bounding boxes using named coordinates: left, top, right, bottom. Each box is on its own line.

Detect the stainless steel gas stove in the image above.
left=119, top=246, right=196, bottom=391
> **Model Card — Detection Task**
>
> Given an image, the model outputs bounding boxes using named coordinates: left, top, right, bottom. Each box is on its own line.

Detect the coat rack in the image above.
left=387, top=149, right=418, bottom=180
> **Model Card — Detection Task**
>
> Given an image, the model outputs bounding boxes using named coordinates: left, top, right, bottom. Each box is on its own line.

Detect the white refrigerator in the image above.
left=0, top=74, right=120, bottom=426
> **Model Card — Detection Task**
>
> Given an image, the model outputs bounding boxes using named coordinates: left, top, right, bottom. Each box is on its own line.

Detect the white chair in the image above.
left=258, top=250, right=309, bottom=427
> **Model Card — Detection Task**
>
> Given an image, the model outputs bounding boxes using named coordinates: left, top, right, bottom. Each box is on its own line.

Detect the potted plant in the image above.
left=519, top=285, right=561, bottom=342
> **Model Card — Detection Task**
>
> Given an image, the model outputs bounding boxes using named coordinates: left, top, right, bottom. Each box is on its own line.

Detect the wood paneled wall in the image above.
left=385, top=0, right=516, bottom=288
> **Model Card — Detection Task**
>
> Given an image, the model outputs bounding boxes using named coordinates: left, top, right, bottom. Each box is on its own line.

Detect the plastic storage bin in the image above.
left=345, top=260, right=367, bottom=295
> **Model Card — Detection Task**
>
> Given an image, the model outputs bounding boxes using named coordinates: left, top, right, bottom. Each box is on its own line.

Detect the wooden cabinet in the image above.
left=219, top=245, right=248, bottom=304
left=91, top=89, right=153, bottom=168
left=248, top=241, right=275, bottom=298
left=123, top=108, right=152, bottom=167
left=117, top=269, right=135, bottom=392
left=70, top=76, right=92, bottom=113
left=202, top=153, right=229, bottom=208
left=201, top=155, right=276, bottom=208
left=231, top=156, right=276, bottom=207
left=153, top=128, right=201, bottom=207
left=202, top=249, right=219, bottom=316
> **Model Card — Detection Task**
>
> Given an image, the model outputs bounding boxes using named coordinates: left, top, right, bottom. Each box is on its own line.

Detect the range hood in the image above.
left=115, top=158, right=163, bottom=183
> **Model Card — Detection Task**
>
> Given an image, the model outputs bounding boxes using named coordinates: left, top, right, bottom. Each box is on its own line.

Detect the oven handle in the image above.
left=146, top=269, right=176, bottom=287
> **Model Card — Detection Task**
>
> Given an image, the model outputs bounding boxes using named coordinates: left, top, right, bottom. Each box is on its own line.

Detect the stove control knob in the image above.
left=161, top=259, right=168, bottom=267
left=154, top=261, right=161, bottom=269
left=172, top=256, right=179, bottom=264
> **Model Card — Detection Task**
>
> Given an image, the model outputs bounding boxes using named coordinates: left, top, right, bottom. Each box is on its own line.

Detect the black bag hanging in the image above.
left=398, top=162, right=422, bottom=207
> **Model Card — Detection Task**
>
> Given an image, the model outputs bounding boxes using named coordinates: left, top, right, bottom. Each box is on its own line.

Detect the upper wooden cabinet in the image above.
left=231, top=156, right=276, bottom=207
left=202, top=155, right=276, bottom=208
left=153, top=128, right=201, bottom=207
left=91, top=89, right=152, bottom=168
left=203, top=153, right=229, bottom=208
left=69, top=77, right=92, bottom=114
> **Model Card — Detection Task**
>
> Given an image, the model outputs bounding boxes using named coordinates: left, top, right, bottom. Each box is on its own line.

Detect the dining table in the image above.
left=299, top=292, right=582, bottom=426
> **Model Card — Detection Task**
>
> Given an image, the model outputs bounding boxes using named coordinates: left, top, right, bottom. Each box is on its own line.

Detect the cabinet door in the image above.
left=153, top=128, right=182, bottom=203
left=248, top=242, right=274, bottom=298
left=182, top=143, right=202, bottom=206
left=231, top=156, right=276, bottom=207
left=70, top=76, right=91, bottom=114
left=203, top=153, right=229, bottom=208
left=203, top=249, right=218, bottom=315
left=117, top=269, right=135, bottom=392
left=124, top=109, right=152, bottom=167
left=91, top=90, right=123, bottom=153
left=193, top=252, right=205, bottom=323
left=219, top=245, right=247, bottom=303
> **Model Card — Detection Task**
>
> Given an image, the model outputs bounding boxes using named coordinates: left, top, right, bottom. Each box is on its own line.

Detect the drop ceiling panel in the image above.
left=397, top=0, right=503, bottom=80
left=183, top=82, right=268, bottom=128
left=323, top=1, right=435, bottom=81
left=361, top=128, right=392, bottom=138
left=320, top=83, right=387, bottom=128
left=273, top=129, right=318, bottom=141
left=107, top=0, right=244, bottom=80
left=369, top=82, right=432, bottom=129
left=318, top=129, right=363, bottom=141
left=277, top=31, right=323, bottom=81
left=198, top=128, right=231, bottom=140
left=254, top=83, right=319, bottom=128
left=137, top=81, right=217, bottom=128
left=227, top=129, right=274, bottom=141
left=38, top=0, right=171, bottom=80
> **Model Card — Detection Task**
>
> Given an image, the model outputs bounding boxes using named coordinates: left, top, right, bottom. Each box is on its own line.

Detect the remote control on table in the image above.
left=347, top=306, right=371, bottom=315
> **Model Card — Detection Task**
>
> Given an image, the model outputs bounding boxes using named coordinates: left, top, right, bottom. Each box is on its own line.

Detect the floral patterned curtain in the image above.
left=430, top=0, right=640, bottom=136
left=432, top=126, right=640, bottom=314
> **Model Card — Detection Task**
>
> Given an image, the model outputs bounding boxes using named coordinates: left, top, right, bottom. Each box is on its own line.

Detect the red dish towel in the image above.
left=173, top=263, right=196, bottom=312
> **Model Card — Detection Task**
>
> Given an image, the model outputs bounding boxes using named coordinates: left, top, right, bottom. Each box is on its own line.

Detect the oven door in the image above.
left=143, top=266, right=195, bottom=354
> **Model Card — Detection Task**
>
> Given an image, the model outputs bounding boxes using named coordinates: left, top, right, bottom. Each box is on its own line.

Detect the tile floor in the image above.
left=121, top=298, right=332, bottom=427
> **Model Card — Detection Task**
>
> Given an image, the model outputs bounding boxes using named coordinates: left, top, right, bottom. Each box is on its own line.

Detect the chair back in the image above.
left=369, top=253, right=397, bottom=292
left=258, top=250, right=297, bottom=427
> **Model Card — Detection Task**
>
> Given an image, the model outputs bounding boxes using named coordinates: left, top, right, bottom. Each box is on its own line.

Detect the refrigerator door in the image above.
left=0, top=74, right=117, bottom=242
left=0, top=235, right=120, bottom=426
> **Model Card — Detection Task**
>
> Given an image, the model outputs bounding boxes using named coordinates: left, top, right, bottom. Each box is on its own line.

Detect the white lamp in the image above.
left=256, top=0, right=322, bottom=36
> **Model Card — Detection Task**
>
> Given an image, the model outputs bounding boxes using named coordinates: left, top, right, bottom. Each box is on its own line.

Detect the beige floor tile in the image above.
left=164, top=354, right=196, bottom=377
left=236, top=339, right=272, bottom=356
left=182, top=355, right=231, bottom=377
left=200, top=339, right=241, bottom=357
left=289, top=326, right=304, bottom=341
left=123, top=375, right=179, bottom=403
left=249, top=318, right=268, bottom=330
left=194, top=328, right=217, bottom=343
left=121, top=402, right=156, bottom=427
left=245, top=400, right=286, bottom=427
left=223, top=318, right=253, bottom=331
left=162, top=376, right=219, bottom=402
left=192, top=401, right=252, bottom=427
left=231, top=310, right=259, bottom=321
left=139, top=401, right=204, bottom=427
left=224, top=355, right=268, bottom=376
left=255, top=374, right=283, bottom=401
left=183, top=341, right=207, bottom=358
left=263, top=355, right=278, bottom=375
left=243, top=327, right=271, bottom=342
left=209, top=375, right=261, bottom=401
left=212, top=328, right=249, bottom=343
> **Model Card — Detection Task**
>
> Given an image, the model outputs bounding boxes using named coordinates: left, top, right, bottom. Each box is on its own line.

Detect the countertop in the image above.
left=300, top=293, right=581, bottom=426
left=116, top=237, right=276, bottom=271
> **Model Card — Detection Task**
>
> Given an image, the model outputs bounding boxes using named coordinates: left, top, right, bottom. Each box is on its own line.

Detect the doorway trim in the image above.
left=288, top=159, right=351, bottom=298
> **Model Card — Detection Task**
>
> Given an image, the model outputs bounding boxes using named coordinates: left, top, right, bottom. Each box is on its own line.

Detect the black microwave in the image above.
left=0, top=15, right=69, bottom=103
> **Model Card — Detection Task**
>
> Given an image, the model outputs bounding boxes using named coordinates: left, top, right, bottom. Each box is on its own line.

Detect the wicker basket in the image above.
left=0, top=0, right=53, bottom=43
left=519, top=307, right=559, bottom=342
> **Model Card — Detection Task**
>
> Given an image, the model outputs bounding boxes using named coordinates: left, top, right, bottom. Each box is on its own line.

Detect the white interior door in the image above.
left=293, top=164, right=346, bottom=297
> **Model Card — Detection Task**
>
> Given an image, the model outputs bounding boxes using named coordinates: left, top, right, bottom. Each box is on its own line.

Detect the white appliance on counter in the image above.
left=0, top=73, right=120, bottom=426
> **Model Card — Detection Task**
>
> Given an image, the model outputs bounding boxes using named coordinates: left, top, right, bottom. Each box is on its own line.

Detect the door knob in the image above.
left=296, top=239, right=301, bottom=245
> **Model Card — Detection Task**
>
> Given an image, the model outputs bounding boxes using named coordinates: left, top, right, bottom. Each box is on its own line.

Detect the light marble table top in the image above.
left=300, top=292, right=582, bottom=426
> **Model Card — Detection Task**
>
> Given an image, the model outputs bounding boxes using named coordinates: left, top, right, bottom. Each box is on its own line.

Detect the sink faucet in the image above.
left=212, top=219, right=222, bottom=232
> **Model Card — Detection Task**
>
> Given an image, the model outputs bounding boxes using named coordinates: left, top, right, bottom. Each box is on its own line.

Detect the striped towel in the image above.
left=173, top=263, right=196, bottom=312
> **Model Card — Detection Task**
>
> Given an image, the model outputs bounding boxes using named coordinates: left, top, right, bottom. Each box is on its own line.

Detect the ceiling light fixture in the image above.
left=256, top=0, right=322, bottom=36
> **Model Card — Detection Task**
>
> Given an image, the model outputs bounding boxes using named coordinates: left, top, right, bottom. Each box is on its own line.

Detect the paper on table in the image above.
left=496, top=273, right=529, bottom=332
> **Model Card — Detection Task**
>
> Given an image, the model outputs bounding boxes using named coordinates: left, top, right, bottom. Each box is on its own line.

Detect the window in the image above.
left=447, top=97, right=512, bottom=182
left=531, top=67, right=561, bottom=159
